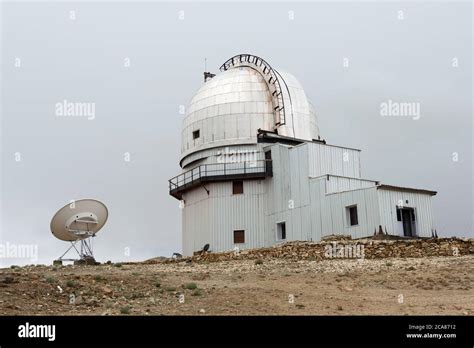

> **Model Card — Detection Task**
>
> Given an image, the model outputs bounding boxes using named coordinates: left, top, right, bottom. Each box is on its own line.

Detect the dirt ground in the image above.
left=0, top=255, right=472, bottom=315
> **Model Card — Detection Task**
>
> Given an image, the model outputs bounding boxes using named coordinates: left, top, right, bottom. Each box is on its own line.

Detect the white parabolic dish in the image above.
left=50, top=199, right=108, bottom=241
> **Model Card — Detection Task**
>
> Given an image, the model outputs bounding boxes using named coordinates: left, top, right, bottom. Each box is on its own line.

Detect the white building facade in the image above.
left=169, top=54, right=436, bottom=256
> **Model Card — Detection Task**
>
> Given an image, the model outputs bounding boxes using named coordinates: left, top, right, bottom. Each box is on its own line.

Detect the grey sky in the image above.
left=1, top=1, right=472, bottom=266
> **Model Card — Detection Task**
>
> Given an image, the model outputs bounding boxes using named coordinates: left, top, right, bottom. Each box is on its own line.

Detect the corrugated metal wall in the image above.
left=180, top=142, right=435, bottom=255
left=181, top=144, right=265, bottom=169
left=305, top=143, right=361, bottom=178
left=182, top=179, right=266, bottom=255
left=211, top=180, right=266, bottom=252
left=181, top=187, right=211, bottom=255
left=307, top=178, right=381, bottom=239
left=377, top=189, right=434, bottom=237
left=324, top=186, right=381, bottom=238
left=325, top=175, right=377, bottom=194
left=263, top=144, right=293, bottom=245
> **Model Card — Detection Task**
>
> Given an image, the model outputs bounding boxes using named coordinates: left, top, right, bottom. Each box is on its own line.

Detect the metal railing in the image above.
left=169, top=159, right=272, bottom=193
left=219, top=54, right=286, bottom=126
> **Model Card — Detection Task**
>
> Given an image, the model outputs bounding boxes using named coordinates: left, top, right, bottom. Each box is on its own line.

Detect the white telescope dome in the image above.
left=181, top=54, right=320, bottom=162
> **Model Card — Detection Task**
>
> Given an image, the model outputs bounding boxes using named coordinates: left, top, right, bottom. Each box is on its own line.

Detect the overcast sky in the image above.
left=1, top=1, right=472, bottom=266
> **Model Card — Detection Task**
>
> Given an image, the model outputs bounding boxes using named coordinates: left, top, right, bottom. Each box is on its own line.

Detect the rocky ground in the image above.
left=0, top=253, right=472, bottom=315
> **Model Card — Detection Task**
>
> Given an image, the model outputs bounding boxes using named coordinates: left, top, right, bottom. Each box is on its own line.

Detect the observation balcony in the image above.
left=169, top=160, right=272, bottom=199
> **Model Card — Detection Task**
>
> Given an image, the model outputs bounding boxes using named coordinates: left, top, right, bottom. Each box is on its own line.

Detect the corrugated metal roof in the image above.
left=376, top=184, right=437, bottom=196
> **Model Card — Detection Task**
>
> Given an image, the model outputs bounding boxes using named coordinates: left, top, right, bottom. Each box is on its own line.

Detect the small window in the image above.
left=233, top=230, right=245, bottom=244
left=277, top=222, right=286, bottom=240
left=346, top=205, right=358, bottom=226
left=192, top=130, right=200, bottom=140
left=396, top=208, right=402, bottom=221
left=232, top=180, right=243, bottom=194
left=265, top=150, right=272, bottom=174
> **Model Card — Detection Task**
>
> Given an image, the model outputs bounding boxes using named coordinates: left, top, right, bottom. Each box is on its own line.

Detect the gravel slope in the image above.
left=0, top=255, right=472, bottom=315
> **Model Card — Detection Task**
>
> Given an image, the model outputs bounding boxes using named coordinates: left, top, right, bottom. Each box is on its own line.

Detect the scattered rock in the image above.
left=322, top=234, right=352, bottom=241
left=101, top=286, right=113, bottom=294
left=0, top=276, right=15, bottom=284
left=192, top=273, right=210, bottom=281
left=164, top=238, right=473, bottom=264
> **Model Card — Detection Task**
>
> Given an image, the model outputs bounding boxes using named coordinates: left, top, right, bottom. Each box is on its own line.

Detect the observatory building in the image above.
left=169, top=54, right=436, bottom=256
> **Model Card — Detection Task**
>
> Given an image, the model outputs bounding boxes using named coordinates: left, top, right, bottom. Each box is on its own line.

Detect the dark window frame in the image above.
left=233, top=230, right=245, bottom=244
left=396, top=208, right=402, bottom=221
left=277, top=222, right=286, bottom=240
left=192, top=129, right=200, bottom=140
left=232, top=180, right=244, bottom=195
left=347, top=205, right=358, bottom=226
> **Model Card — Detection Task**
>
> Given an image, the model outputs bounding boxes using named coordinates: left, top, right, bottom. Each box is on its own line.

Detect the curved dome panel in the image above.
left=276, top=70, right=320, bottom=141
left=181, top=67, right=275, bottom=160
left=181, top=54, right=321, bottom=162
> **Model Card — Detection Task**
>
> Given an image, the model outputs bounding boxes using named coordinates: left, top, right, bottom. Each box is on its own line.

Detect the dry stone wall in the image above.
left=155, top=238, right=473, bottom=264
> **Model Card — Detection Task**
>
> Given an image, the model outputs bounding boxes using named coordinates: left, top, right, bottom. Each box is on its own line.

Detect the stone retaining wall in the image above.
left=157, top=238, right=473, bottom=263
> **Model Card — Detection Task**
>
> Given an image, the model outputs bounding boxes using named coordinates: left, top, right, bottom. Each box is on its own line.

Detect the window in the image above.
left=265, top=150, right=272, bottom=174
left=232, top=180, right=243, bottom=194
left=277, top=222, right=286, bottom=240
left=396, top=208, right=402, bottom=221
left=192, top=129, right=200, bottom=140
left=233, top=230, right=245, bottom=244
left=346, top=205, right=358, bottom=226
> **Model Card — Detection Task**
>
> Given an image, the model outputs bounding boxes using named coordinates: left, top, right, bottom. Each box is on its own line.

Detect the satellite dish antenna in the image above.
left=50, top=199, right=108, bottom=265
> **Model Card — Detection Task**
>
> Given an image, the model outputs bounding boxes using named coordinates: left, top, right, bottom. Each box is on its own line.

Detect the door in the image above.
left=265, top=150, right=272, bottom=175
left=401, top=209, right=413, bottom=236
